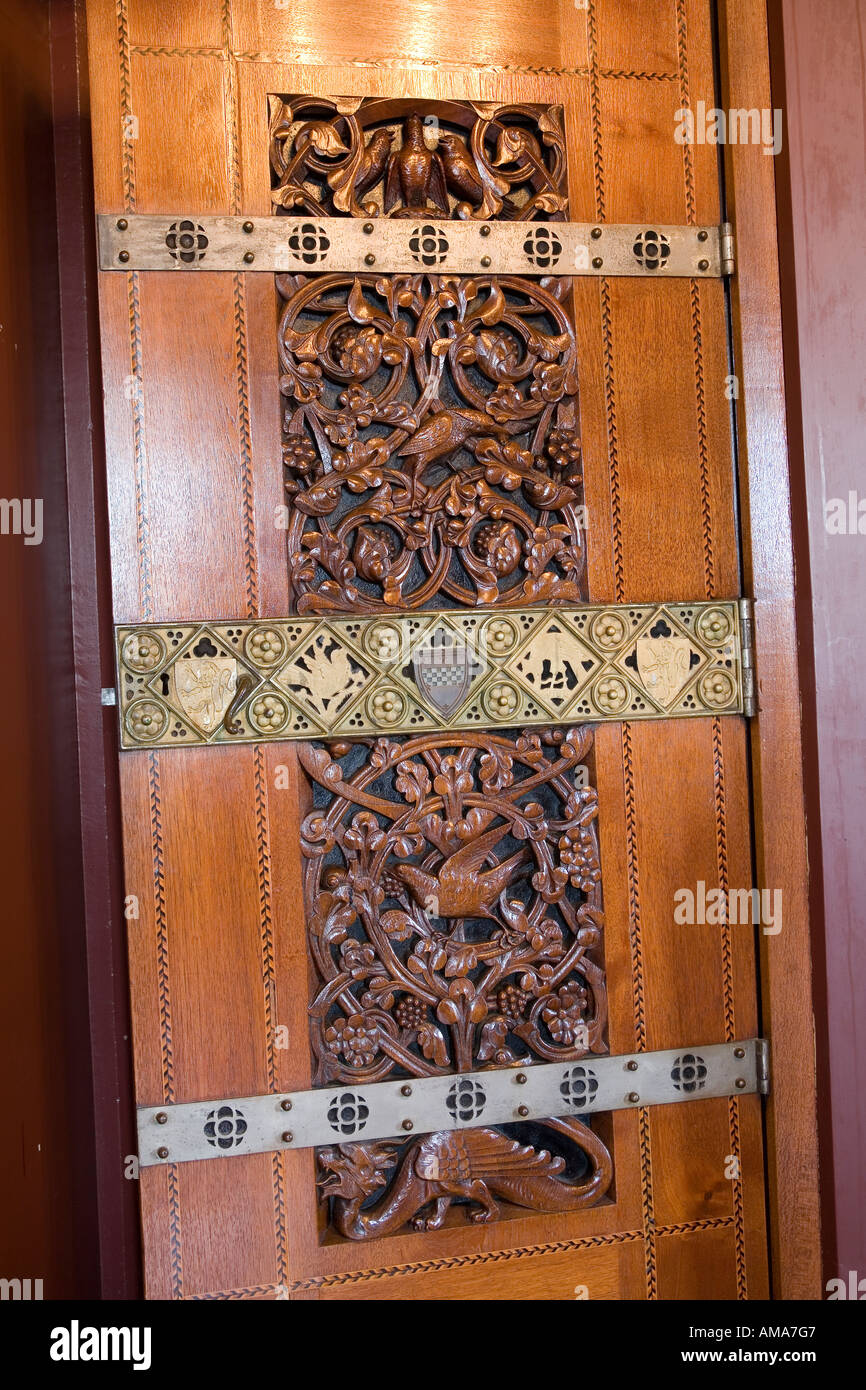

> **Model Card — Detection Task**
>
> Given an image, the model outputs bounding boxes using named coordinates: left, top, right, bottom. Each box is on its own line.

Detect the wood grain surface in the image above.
left=83, top=0, right=815, bottom=1300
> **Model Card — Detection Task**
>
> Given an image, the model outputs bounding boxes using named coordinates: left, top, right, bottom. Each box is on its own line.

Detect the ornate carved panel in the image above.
left=271, top=95, right=607, bottom=1243
left=274, top=96, right=583, bottom=614
left=301, top=725, right=611, bottom=1240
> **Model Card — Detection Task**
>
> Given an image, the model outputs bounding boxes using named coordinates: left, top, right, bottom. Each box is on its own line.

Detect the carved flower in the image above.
left=541, top=983, right=588, bottom=1045
left=352, top=525, right=398, bottom=581
left=497, top=984, right=529, bottom=1024
left=485, top=383, right=525, bottom=423
left=283, top=433, right=319, bottom=478
left=246, top=628, right=285, bottom=666
left=546, top=426, right=582, bottom=473
left=473, top=520, right=522, bottom=576
left=558, top=826, right=601, bottom=892
left=251, top=695, right=288, bottom=732
left=528, top=916, right=565, bottom=958
left=369, top=688, right=406, bottom=726
left=339, top=940, right=377, bottom=978
left=331, top=324, right=383, bottom=380
left=325, top=1013, right=380, bottom=1068
left=530, top=361, right=567, bottom=403
left=395, top=995, right=426, bottom=1031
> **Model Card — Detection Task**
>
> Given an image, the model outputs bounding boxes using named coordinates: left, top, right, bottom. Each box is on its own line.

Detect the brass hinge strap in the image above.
left=115, top=599, right=749, bottom=750
left=98, top=214, right=733, bottom=277
left=137, top=1038, right=766, bottom=1166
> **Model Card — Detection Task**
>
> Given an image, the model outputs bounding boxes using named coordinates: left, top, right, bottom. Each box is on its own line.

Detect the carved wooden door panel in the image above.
left=89, top=0, right=769, bottom=1299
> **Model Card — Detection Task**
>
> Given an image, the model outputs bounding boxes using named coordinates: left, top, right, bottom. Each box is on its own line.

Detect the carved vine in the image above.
left=300, top=726, right=606, bottom=1084
left=269, top=98, right=567, bottom=222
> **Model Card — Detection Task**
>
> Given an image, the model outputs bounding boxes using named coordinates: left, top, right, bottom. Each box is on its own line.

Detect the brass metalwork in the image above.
left=97, top=214, right=731, bottom=277
left=115, top=600, right=748, bottom=748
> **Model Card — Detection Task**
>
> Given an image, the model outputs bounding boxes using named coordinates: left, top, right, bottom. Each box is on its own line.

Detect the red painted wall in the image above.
left=773, top=0, right=866, bottom=1289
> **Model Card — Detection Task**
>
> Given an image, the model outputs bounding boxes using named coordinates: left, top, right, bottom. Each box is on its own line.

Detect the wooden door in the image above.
left=88, top=0, right=769, bottom=1299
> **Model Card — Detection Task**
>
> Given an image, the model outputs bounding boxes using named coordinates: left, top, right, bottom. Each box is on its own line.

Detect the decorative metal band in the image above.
left=137, top=1039, right=767, bottom=1167
left=115, top=600, right=749, bottom=749
left=98, top=215, right=733, bottom=277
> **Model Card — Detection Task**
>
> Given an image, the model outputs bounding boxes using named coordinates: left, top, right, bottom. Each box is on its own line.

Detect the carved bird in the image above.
left=436, top=132, right=484, bottom=206
left=385, top=113, right=450, bottom=215
left=352, top=128, right=394, bottom=199
left=391, top=822, right=529, bottom=920
left=395, top=407, right=511, bottom=506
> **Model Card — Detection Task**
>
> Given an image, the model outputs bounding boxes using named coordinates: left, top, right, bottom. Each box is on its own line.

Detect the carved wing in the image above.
left=384, top=153, right=402, bottom=213
left=429, top=153, right=450, bottom=215
left=462, top=1130, right=567, bottom=1177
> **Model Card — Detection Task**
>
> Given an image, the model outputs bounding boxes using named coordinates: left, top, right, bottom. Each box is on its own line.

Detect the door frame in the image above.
left=57, top=0, right=821, bottom=1299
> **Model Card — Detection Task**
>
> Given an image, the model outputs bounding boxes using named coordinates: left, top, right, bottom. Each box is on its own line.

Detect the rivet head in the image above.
left=517, top=1104, right=529, bottom=1117
left=627, top=1091, right=640, bottom=1104
left=735, top=1077, right=747, bottom=1089
left=480, top=255, right=491, bottom=268
left=118, top=250, right=130, bottom=263
left=591, top=226, right=602, bottom=239
left=363, top=222, right=374, bottom=234
left=733, top=1047, right=745, bottom=1058
left=364, top=252, right=376, bottom=265
left=698, top=229, right=709, bottom=242
left=402, top=1119, right=413, bottom=1131
left=155, top=1111, right=168, bottom=1124
left=243, top=250, right=255, bottom=264
left=156, top=1146, right=169, bottom=1160
left=480, top=224, right=491, bottom=237
left=626, top=1060, right=638, bottom=1072
left=515, top=1072, right=527, bottom=1085
left=280, top=1098, right=292, bottom=1111
left=698, top=258, right=709, bottom=271
left=242, top=220, right=254, bottom=233
left=116, top=218, right=128, bottom=231
left=282, top=1131, right=294, bottom=1143
left=592, top=256, right=603, bottom=269
left=400, top=1084, right=412, bottom=1097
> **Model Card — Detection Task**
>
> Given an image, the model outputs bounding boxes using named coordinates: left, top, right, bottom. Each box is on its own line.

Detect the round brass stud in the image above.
left=627, top=1091, right=640, bottom=1104
left=282, top=1131, right=294, bottom=1143
left=364, top=252, right=376, bottom=266
left=735, top=1078, right=747, bottom=1089
left=118, top=250, right=130, bottom=263
left=280, top=1099, right=292, bottom=1111
left=697, top=229, right=708, bottom=242
left=155, top=1112, right=168, bottom=1125
left=117, top=218, right=128, bottom=231
left=243, top=250, right=255, bottom=264
left=242, top=220, right=254, bottom=233
left=402, top=1119, right=414, bottom=1131
left=363, top=222, right=374, bottom=234
left=517, top=1105, right=529, bottom=1117
left=156, top=1146, right=169, bottom=1160
left=591, top=226, right=602, bottom=239
left=480, top=224, right=491, bottom=237
left=400, top=1084, right=412, bottom=1097
left=480, top=255, right=491, bottom=267
left=698, top=258, right=709, bottom=272
left=733, top=1046, right=745, bottom=1059
left=626, top=1060, right=638, bottom=1072
left=515, top=1073, right=527, bottom=1085
left=592, top=256, right=603, bottom=269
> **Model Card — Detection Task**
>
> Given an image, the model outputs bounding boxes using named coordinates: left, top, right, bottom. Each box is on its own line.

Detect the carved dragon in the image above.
left=318, top=1116, right=612, bottom=1240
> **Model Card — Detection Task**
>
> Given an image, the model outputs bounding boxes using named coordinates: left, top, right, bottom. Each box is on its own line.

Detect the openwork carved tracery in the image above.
left=274, top=96, right=583, bottom=614
left=303, top=725, right=610, bottom=1237
left=269, top=97, right=567, bottom=222
left=302, top=726, right=606, bottom=1083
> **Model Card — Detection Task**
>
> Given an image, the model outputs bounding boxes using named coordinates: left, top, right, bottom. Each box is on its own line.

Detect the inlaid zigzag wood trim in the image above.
left=181, top=1217, right=737, bottom=1297
left=675, top=0, right=698, bottom=224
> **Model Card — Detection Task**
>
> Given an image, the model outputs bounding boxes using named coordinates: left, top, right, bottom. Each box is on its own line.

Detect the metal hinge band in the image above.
left=98, top=215, right=733, bottom=278
left=739, top=596, right=757, bottom=718
left=137, top=1038, right=766, bottom=1167
left=115, top=600, right=749, bottom=749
